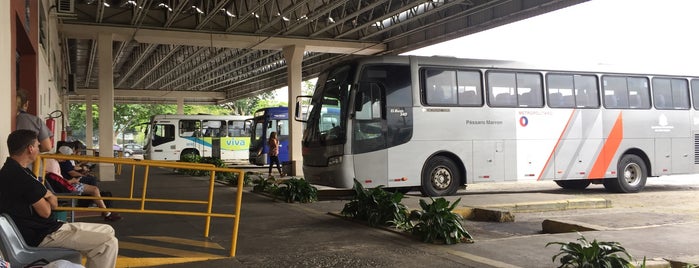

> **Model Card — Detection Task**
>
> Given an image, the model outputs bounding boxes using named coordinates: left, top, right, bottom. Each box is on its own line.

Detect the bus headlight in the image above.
left=327, top=155, right=343, bottom=166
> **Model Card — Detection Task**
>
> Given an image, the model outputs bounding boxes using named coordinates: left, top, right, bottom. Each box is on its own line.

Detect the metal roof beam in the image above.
left=60, top=24, right=385, bottom=54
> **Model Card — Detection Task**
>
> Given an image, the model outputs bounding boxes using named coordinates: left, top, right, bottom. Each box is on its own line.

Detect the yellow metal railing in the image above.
left=36, top=154, right=245, bottom=257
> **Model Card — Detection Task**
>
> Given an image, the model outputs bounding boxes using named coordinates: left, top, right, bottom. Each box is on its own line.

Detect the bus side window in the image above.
left=574, top=75, right=599, bottom=108
left=487, top=71, right=516, bottom=107
left=153, top=124, right=175, bottom=146
left=423, top=68, right=457, bottom=106
left=654, top=77, right=689, bottom=110
left=627, top=77, right=650, bottom=109
left=692, top=79, right=699, bottom=110
left=516, top=73, right=543, bottom=107
left=671, top=79, right=690, bottom=109
left=456, top=70, right=483, bottom=106
left=603, top=76, right=628, bottom=108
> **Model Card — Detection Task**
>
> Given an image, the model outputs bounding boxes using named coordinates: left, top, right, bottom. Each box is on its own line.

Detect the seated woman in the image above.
left=51, top=146, right=122, bottom=221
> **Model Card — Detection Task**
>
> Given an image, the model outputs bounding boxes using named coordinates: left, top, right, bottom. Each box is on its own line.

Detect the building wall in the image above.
left=0, top=2, right=11, bottom=159
left=1, top=0, right=65, bottom=159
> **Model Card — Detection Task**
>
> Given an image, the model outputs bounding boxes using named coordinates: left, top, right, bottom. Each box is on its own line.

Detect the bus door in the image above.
left=273, top=119, right=290, bottom=163
left=202, top=120, right=225, bottom=158
left=147, top=122, right=176, bottom=160
left=351, top=82, right=387, bottom=188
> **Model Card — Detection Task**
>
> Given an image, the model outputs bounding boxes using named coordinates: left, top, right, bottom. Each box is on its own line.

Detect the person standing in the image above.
left=267, top=132, right=284, bottom=177
left=16, top=88, right=53, bottom=152
left=0, top=129, right=118, bottom=268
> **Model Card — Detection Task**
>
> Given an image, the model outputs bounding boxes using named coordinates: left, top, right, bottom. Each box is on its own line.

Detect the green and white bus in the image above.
left=145, top=114, right=250, bottom=162
left=297, top=55, right=699, bottom=196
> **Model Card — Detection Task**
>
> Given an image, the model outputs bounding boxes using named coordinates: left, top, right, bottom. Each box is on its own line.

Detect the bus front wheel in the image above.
left=603, top=154, right=647, bottom=193
left=420, top=156, right=459, bottom=197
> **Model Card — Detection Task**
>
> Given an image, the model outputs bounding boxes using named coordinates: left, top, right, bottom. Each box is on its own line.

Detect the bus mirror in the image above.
left=295, top=102, right=306, bottom=122
left=295, top=95, right=312, bottom=122
left=354, top=90, right=364, bottom=112
left=243, top=119, right=252, bottom=131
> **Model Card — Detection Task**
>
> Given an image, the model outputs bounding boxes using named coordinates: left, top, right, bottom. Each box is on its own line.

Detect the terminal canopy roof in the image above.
left=57, top=0, right=584, bottom=104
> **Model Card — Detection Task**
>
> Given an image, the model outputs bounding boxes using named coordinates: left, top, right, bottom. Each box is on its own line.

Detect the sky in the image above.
left=404, top=0, right=699, bottom=69
left=276, top=0, right=699, bottom=100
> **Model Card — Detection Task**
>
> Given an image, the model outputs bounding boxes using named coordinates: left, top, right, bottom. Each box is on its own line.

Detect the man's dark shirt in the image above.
left=58, top=160, right=76, bottom=181
left=58, top=160, right=97, bottom=186
left=0, top=157, right=63, bottom=246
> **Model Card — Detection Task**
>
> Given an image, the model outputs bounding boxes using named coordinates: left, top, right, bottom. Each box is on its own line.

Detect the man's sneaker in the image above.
left=104, top=213, right=122, bottom=221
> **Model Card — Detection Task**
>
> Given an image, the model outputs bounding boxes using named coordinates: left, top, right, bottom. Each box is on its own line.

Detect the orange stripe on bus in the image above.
left=588, top=113, right=623, bottom=178
left=537, top=109, right=576, bottom=181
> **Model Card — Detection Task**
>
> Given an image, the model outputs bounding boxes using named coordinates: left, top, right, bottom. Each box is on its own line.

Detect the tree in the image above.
left=222, top=91, right=277, bottom=115
left=69, top=103, right=239, bottom=144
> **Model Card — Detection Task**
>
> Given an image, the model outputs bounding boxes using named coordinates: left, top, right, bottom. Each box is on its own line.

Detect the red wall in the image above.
left=10, top=0, right=39, bottom=128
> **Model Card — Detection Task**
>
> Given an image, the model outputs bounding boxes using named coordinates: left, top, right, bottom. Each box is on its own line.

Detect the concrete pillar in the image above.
left=283, top=45, right=305, bottom=176
left=85, top=95, right=94, bottom=149
left=177, top=97, right=184, bottom=114
left=97, top=33, right=115, bottom=181
left=61, top=95, right=69, bottom=142
left=0, top=1, right=10, bottom=159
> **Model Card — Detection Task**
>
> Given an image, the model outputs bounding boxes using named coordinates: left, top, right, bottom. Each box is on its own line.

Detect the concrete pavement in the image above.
left=80, top=166, right=699, bottom=267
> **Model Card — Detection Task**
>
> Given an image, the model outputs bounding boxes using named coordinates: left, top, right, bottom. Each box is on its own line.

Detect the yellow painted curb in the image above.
left=116, top=257, right=228, bottom=268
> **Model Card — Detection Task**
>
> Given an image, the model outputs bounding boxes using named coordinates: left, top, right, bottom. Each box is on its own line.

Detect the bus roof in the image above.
left=345, top=55, right=699, bottom=78
left=150, top=114, right=250, bottom=122
left=252, top=107, right=288, bottom=118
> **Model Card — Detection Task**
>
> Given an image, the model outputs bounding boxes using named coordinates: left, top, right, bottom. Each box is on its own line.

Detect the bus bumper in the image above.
left=303, top=158, right=355, bottom=189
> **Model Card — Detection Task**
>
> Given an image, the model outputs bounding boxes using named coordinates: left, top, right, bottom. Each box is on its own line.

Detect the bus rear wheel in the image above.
left=554, top=179, right=591, bottom=190
left=603, top=154, right=647, bottom=193
left=420, top=156, right=459, bottom=197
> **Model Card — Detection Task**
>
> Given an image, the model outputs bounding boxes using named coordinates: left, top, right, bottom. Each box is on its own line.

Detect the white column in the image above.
left=85, top=95, right=94, bottom=149
left=61, top=95, right=69, bottom=142
left=283, top=45, right=305, bottom=176
left=177, top=97, right=184, bottom=114
left=98, top=33, right=115, bottom=181
left=0, top=1, right=11, bottom=159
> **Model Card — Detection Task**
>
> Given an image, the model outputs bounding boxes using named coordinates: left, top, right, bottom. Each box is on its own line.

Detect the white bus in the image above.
left=297, top=55, right=699, bottom=196
left=144, top=114, right=250, bottom=162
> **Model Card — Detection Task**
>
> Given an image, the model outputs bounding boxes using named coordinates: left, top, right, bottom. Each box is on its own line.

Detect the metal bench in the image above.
left=0, top=213, right=81, bottom=267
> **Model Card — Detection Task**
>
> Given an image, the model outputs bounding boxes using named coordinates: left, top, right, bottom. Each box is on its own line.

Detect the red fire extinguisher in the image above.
left=46, top=110, right=66, bottom=144
left=45, top=117, right=56, bottom=144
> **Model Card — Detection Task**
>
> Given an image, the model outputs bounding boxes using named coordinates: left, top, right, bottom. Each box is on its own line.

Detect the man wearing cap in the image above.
left=58, top=145, right=97, bottom=186
left=0, top=129, right=118, bottom=268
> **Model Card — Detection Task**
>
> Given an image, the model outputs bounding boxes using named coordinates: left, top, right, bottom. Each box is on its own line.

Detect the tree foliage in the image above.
left=66, top=82, right=316, bottom=144
left=222, top=91, right=280, bottom=115
left=68, top=103, right=232, bottom=144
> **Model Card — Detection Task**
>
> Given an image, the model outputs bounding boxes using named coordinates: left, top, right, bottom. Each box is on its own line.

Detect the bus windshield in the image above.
left=303, top=63, right=354, bottom=146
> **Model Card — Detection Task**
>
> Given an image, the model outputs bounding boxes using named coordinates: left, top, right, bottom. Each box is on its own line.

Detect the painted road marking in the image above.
left=116, top=236, right=228, bottom=267
left=129, top=236, right=225, bottom=249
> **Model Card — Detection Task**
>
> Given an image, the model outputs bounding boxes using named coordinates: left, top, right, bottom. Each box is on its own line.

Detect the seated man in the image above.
left=58, top=145, right=97, bottom=186
left=68, top=141, right=95, bottom=174
left=0, top=129, right=119, bottom=268
left=44, top=158, right=121, bottom=221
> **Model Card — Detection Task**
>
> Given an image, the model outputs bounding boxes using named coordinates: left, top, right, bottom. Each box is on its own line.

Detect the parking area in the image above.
left=86, top=167, right=699, bottom=267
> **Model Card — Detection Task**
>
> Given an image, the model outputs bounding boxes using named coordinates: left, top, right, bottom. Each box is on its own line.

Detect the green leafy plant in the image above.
left=341, top=179, right=410, bottom=227
left=276, top=177, right=318, bottom=203
left=176, top=153, right=205, bottom=176
left=409, top=197, right=473, bottom=244
left=176, top=156, right=240, bottom=183
left=252, top=177, right=278, bottom=193
left=546, top=234, right=634, bottom=268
